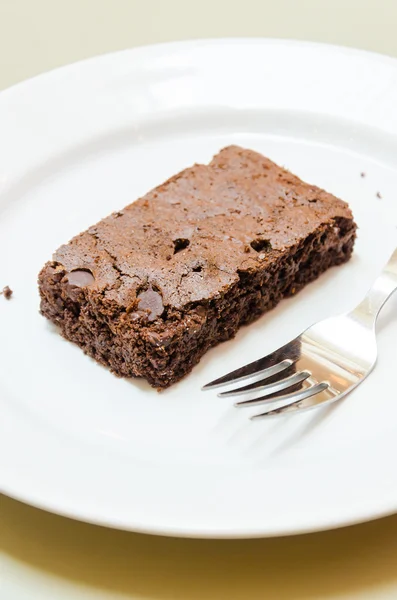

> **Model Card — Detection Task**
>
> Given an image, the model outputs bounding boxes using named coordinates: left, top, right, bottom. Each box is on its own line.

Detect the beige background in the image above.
left=1, top=1, right=397, bottom=598
left=1, top=0, right=397, bottom=90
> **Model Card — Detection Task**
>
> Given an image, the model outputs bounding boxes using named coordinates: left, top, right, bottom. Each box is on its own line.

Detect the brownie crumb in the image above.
left=376, top=192, right=382, bottom=199
left=1, top=285, right=13, bottom=300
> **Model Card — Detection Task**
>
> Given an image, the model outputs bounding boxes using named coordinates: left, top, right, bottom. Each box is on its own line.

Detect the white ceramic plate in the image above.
left=1, top=39, right=397, bottom=538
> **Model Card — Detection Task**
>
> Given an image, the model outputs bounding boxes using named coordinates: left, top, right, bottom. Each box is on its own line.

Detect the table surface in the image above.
left=1, top=1, right=397, bottom=598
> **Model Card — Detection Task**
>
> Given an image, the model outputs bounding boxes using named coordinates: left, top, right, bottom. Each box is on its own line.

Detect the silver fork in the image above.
left=203, top=247, right=397, bottom=419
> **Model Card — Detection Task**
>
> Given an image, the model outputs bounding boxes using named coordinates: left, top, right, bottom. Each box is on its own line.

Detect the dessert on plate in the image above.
left=38, top=146, right=356, bottom=388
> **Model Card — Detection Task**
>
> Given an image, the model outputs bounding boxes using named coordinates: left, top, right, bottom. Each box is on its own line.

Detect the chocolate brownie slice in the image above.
left=38, top=146, right=356, bottom=388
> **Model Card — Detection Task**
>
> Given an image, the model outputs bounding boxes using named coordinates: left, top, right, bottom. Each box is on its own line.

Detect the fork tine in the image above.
left=216, top=362, right=297, bottom=396
left=252, top=383, right=342, bottom=418
left=220, top=370, right=311, bottom=401
left=202, top=359, right=293, bottom=391
left=202, top=339, right=301, bottom=391
left=251, top=382, right=332, bottom=419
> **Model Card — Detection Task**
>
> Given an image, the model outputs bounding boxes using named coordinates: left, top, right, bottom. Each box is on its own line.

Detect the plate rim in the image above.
left=2, top=485, right=397, bottom=539
left=1, top=37, right=396, bottom=100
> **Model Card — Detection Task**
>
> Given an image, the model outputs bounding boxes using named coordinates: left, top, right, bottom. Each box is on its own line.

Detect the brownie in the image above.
left=38, top=146, right=356, bottom=388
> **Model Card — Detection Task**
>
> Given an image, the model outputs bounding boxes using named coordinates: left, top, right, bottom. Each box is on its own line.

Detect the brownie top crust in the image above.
left=51, top=146, right=354, bottom=315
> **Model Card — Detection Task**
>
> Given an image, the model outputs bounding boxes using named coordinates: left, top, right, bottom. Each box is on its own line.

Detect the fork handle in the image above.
left=352, top=247, right=397, bottom=323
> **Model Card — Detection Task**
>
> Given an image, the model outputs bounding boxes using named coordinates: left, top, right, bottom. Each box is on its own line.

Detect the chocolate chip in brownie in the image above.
left=137, top=287, right=164, bottom=321
left=67, top=269, right=95, bottom=287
